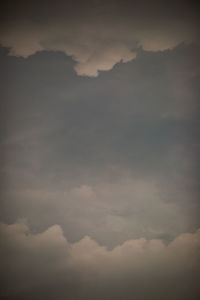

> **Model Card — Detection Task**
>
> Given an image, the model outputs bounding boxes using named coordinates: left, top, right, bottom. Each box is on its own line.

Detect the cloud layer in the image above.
left=0, top=1, right=199, bottom=298
left=0, top=221, right=200, bottom=300
left=0, top=0, right=199, bottom=76
left=0, top=43, right=199, bottom=247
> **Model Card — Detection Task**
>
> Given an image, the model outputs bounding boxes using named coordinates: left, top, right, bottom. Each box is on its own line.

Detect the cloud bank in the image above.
left=0, top=5, right=199, bottom=296
left=0, top=221, right=200, bottom=300
left=0, top=0, right=199, bottom=76
left=1, top=43, right=199, bottom=248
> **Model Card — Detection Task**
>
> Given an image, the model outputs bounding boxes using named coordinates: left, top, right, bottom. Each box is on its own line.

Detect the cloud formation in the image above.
left=0, top=43, right=199, bottom=247
left=0, top=0, right=199, bottom=76
left=0, top=1, right=199, bottom=298
left=0, top=221, right=200, bottom=299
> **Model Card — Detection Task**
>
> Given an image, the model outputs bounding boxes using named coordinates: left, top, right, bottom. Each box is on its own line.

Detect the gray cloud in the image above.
left=0, top=43, right=199, bottom=246
left=0, top=2, right=199, bottom=297
left=1, top=178, right=193, bottom=247
left=0, top=0, right=199, bottom=76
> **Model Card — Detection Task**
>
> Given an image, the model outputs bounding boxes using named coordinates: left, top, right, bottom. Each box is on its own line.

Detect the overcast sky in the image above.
left=0, top=0, right=200, bottom=299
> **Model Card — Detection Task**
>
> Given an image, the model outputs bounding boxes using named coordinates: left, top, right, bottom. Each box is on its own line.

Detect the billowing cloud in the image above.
left=0, top=0, right=199, bottom=76
left=0, top=221, right=200, bottom=299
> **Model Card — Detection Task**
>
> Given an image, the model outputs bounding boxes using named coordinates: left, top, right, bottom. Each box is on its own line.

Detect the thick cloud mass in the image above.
left=0, top=1, right=199, bottom=298
left=0, top=0, right=199, bottom=76
left=0, top=221, right=200, bottom=300
left=0, top=43, right=199, bottom=246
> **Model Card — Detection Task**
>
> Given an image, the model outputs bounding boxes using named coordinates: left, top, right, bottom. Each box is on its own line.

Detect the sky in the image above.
left=0, top=0, right=200, bottom=299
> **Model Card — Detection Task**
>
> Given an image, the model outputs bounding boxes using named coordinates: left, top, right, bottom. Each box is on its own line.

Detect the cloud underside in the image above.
left=0, top=1, right=199, bottom=76
left=0, top=25, right=195, bottom=77
left=0, top=221, right=200, bottom=300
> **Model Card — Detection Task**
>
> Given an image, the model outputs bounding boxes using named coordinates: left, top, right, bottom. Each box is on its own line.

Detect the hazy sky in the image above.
left=0, top=0, right=200, bottom=299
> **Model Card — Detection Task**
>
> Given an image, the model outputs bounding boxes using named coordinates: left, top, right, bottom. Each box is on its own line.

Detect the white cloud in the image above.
left=0, top=221, right=200, bottom=299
